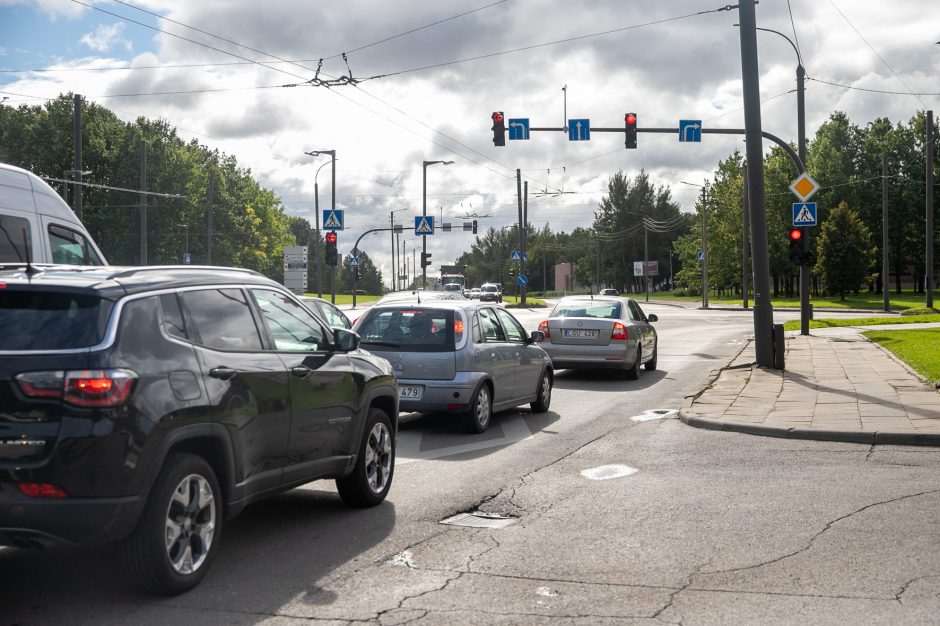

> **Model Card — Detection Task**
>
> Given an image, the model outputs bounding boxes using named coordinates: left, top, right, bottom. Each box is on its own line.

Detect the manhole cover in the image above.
left=580, top=464, right=638, bottom=480
left=440, top=511, right=518, bottom=529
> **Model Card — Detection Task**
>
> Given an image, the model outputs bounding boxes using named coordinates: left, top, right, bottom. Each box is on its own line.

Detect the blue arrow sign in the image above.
left=517, top=274, right=528, bottom=286
left=415, top=215, right=435, bottom=235
left=508, top=118, right=530, bottom=140
left=679, top=119, right=702, bottom=142
left=792, top=202, right=817, bottom=226
left=696, top=250, right=705, bottom=263
left=323, top=209, right=344, bottom=230
left=568, top=119, right=590, bottom=141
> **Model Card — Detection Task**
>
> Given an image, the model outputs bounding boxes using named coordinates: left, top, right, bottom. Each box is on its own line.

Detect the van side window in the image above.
left=0, top=214, right=31, bottom=262
left=48, top=224, right=102, bottom=265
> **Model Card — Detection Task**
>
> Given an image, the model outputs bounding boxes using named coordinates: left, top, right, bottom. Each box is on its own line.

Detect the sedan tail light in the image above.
left=537, top=320, right=550, bottom=338
left=16, top=369, right=138, bottom=408
left=611, top=322, right=628, bottom=341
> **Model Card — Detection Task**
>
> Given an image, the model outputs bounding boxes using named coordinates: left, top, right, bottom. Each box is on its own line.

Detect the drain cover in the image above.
left=440, top=511, right=518, bottom=529
left=580, top=464, right=638, bottom=481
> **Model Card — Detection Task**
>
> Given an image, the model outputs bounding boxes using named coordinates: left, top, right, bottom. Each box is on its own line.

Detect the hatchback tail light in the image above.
left=454, top=319, right=465, bottom=342
left=537, top=320, right=550, bottom=338
left=611, top=322, right=628, bottom=341
left=16, top=369, right=138, bottom=408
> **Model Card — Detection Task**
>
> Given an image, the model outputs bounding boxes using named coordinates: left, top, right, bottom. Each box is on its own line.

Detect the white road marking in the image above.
left=580, top=464, right=638, bottom=480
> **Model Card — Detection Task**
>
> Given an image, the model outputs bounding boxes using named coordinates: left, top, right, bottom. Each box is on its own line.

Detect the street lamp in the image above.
left=422, top=159, right=454, bottom=288
left=682, top=181, right=709, bottom=308
left=390, top=207, right=409, bottom=291
left=176, top=223, right=190, bottom=264
left=305, top=149, right=336, bottom=298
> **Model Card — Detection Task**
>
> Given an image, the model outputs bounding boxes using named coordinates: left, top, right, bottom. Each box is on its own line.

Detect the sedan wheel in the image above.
left=530, top=370, right=552, bottom=413
left=626, top=346, right=642, bottom=380
left=462, top=384, right=492, bottom=433
left=644, top=343, right=658, bottom=371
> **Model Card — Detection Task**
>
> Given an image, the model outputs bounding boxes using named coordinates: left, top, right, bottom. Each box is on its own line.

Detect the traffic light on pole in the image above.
left=472, top=219, right=478, bottom=234
left=787, top=228, right=802, bottom=265
left=491, top=112, right=506, bottom=147
left=325, top=231, right=338, bottom=266
left=421, top=252, right=432, bottom=268
left=624, top=113, right=637, bottom=149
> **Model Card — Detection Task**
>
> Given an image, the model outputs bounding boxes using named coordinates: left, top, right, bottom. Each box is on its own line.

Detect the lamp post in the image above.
left=306, top=149, right=335, bottom=298
left=177, top=223, right=190, bottom=264
left=682, top=181, right=709, bottom=308
left=390, top=207, right=409, bottom=291
left=422, top=159, right=454, bottom=288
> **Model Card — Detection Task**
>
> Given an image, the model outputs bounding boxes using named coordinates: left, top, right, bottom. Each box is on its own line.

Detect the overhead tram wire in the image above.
left=805, top=77, right=940, bottom=97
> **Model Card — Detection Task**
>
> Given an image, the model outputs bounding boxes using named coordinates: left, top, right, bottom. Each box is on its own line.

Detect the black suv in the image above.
left=0, top=264, right=398, bottom=594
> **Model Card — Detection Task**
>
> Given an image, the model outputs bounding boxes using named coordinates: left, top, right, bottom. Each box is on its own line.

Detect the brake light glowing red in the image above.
left=538, top=320, right=550, bottom=338
left=64, top=370, right=137, bottom=407
left=611, top=322, right=628, bottom=340
left=18, top=483, right=68, bottom=498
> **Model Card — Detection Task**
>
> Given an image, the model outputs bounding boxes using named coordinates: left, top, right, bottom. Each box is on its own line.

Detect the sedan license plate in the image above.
left=563, top=329, right=598, bottom=339
left=399, top=385, right=424, bottom=400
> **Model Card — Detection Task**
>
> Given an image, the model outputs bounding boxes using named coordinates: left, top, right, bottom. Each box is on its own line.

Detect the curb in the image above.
left=679, top=410, right=940, bottom=447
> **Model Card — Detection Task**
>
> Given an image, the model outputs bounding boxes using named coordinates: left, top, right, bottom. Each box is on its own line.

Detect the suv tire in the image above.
left=123, top=453, right=222, bottom=595
left=336, top=408, right=395, bottom=507
left=462, top=383, right=492, bottom=433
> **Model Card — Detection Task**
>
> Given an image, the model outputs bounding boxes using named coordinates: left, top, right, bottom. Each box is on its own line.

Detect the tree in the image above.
left=336, top=250, right=384, bottom=295
left=814, top=202, right=876, bottom=300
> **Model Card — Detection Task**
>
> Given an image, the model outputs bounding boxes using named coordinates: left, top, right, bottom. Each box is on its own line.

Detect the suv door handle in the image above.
left=291, top=365, right=312, bottom=378
left=209, top=366, right=237, bottom=380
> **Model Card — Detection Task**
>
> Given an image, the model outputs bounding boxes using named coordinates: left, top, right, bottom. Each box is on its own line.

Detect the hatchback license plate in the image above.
left=399, top=385, right=423, bottom=400
left=563, top=329, right=598, bottom=339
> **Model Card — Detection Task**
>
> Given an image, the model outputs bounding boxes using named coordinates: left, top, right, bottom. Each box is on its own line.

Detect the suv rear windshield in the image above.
left=0, top=290, right=110, bottom=350
left=358, top=307, right=459, bottom=352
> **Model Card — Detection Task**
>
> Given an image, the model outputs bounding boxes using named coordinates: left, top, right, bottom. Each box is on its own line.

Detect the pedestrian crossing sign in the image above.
left=415, top=215, right=435, bottom=235
left=322, top=210, right=344, bottom=230
left=792, top=202, right=817, bottom=227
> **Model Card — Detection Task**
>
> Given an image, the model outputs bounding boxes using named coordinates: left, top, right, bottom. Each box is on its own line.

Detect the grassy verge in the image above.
left=782, top=313, right=940, bottom=331
left=652, top=289, right=940, bottom=311
left=863, top=329, right=940, bottom=382
left=307, top=293, right=381, bottom=305
left=503, top=296, right=547, bottom=308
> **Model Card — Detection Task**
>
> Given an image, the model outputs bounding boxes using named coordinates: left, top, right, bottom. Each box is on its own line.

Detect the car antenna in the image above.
left=22, top=227, right=39, bottom=277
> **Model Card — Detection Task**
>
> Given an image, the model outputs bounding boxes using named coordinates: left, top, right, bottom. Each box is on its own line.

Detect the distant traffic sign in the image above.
left=508, top=118, right=530, bottom=140
left=323, top=210, right=344, bottom=230
left=568, top=119, right=590, bottom=141
left=792, top=202, right=818, bottom=226
left=789, top=172, right=819, bottom=202
left=511, top=250, right=521, bottom=261
left=696, top=250, right=705, bottom=263
left=679, top=120, right=702, bottom=142
left=415, top=215, right=434, bottom=235
left=349, top=256, right=360, bottom=268
left=517, top=274, right=528, bottom=286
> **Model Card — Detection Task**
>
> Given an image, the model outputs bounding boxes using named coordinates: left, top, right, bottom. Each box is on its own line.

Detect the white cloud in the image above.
left=80, top=22, right=132, bottom=53
left=0, top=0, right=86, bottom=20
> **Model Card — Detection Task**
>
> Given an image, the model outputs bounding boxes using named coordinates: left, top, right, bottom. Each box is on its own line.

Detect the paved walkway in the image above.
left=680, top=326, right=940, bottom=446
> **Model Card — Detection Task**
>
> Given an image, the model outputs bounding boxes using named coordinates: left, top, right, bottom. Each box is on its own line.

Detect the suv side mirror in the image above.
left=647, top=314, right=658, bottom=323
left=333, top=328, right=361, bottom=352
left=528, top=330, right=545, bottom=344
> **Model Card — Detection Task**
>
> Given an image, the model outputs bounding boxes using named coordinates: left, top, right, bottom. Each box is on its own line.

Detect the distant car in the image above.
left=479, top=283, right=501, bottom=303
left=600, top=288, right=619, bottom=296
left=537, top=296, right=658, bottom=379
left=443, top=283, right=463, bottom=293
left=353, top=300, right=552, bottom=433
left=377, top=290, right=466, bottom=305
left=299, top=296, right=351, bottom=329
left=469, top=287, right=482, bottom=299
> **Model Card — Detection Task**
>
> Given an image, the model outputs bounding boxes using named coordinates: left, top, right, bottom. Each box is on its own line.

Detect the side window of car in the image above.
left=250, top=288, right=328, bottom=352
left=179, top=288, right=263, bottom=351
left=495, top=308, right=526, bottom=342
left=0, top=214, right=30, bottom=262
left=471, top=313, right=482, bottom=343
left=48, top=224, right=100, bottom=265
left=628, top=301, right=645, bottom=322
left=322, top=302, right=351, bottom=329
left=478, top=307, right=506, bottom=342
left=160, top=293, right=188, bottom=340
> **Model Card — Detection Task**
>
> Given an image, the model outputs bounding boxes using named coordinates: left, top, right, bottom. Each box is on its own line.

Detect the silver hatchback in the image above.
left=353, top=301, right=553, bottom=433
left=537, top=296, right=658, bottom=379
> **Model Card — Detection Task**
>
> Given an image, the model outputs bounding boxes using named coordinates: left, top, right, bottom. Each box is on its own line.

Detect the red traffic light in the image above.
left=788, top=228, right=802, bottom=241
left=625, top=113, right=636, bottom=125
left=492, top=112, right=503, bottom=123
left=325, top=232, right=337, bottom=243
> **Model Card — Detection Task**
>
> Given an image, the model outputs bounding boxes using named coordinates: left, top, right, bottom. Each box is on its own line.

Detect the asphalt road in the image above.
left=2, top=304, right=938, bottom=625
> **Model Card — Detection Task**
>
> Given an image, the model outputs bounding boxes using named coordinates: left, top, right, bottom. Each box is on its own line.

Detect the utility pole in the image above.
left=644, top=219, right=650, bottom=302
left=701, top=184, right=709, bottom=308
left=207, top=177, right=214, bottom=265
left=390, top=211, right=397, bottom=291
left=72, top=93, right=83, bottom=222
left=742, top=165, right=750, bottom=310
left=738, top=0, right=776, bottom=368
left=306, top=149, right=335, bottom=298
left=139, top=140, right=147, bottom=265
left=883, top=152, right=890, bottom=312
left=927, top=110, right=935, bottom=309
left=522, top=180, right=528, bottom=305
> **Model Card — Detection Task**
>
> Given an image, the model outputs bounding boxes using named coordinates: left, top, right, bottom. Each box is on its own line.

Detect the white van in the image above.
left=0, top=161, right=106, bottom=265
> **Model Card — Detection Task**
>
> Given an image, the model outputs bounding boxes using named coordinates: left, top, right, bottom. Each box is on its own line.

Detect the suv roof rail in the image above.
left=106, top=265, right=265, bottom=280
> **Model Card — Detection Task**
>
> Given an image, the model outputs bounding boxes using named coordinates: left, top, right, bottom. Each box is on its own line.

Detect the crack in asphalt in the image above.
left=701, top=489, right=940, bottom=576
left=895, top=574, right=940, bottom=605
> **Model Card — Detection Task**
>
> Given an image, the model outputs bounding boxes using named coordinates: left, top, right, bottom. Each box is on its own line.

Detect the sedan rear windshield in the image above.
left=552, top=302, right=622, bottom=320
left=0, top=290, right=110, bottom=350
left=358, top=308, right=459, bottom=352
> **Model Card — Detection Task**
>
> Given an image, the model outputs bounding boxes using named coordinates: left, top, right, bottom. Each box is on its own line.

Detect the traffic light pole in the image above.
left=350, top=226, right=403, bottom=309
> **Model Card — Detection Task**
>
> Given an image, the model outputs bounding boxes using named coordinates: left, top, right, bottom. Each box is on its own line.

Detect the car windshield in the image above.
left=358, top=307, right=460, bottom=352
left=482, top=285, right=497, bottom=292
left=0, top=290, right=110, bottom=350
left=552, top=302, right=622, bottom=319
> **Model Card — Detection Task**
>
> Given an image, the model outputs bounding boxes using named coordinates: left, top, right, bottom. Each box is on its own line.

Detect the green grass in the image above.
left=863, top=329, right=940, bottom=382
left=652, top=289, right=940, bottom=311
left=503, top=296, right=547, bottom=308
left=782, top=313, right=940, bottom=331
left=306, top=293, right=381, bottom=305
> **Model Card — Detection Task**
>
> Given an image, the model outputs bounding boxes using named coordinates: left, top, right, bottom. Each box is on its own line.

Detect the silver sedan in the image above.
left=537, top=296, right=658, bottom=379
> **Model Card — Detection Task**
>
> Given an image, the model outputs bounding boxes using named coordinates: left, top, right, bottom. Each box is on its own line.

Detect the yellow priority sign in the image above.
left=789, top=172, right=819, bottom=202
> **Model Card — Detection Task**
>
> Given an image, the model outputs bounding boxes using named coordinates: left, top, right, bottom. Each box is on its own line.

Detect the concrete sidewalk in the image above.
left=680, top=326, right=940, bottom=446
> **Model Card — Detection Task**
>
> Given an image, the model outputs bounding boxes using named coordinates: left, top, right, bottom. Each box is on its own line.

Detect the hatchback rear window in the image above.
left=552, top=302, right=622, bottom=319
left=0, top=291, right=109, bottom=350
left=358, top=308, right=458, bottom=352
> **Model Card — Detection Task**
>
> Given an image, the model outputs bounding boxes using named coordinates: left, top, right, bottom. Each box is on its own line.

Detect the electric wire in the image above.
left=806, top=77, right=940, bottom=97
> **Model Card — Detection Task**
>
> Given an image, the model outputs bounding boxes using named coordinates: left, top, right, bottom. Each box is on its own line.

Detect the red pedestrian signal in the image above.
left=491, top=111, right=506, bottom=147
left=624, top=113, right=637, bottom=149
left=788, top=228, right=803, bottom=265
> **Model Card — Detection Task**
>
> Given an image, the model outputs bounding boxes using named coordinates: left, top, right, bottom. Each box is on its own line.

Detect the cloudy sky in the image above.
left=1, top=0, right=938, bottom=282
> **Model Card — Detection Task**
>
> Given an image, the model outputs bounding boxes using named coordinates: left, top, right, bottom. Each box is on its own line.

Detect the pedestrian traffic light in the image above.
left=325, top=231, right=338, bottom=266
left=491, top=112, right=506, bottom=147
left=421, top=252, right=432, bottom=268
left=472, top=219, right=478, bottom=234
left=788, top=228, right=802, bottom=265
left=353, top=267, right=360, bottom=280
left=624, top=112, right=637, bottom=149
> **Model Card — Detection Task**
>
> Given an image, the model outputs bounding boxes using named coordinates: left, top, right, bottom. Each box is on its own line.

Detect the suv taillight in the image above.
left=611, top=322, right=628, bottom=340
left=16, top=369, right=138, bottom=408
left=537, top=320, right=550, bottom=338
